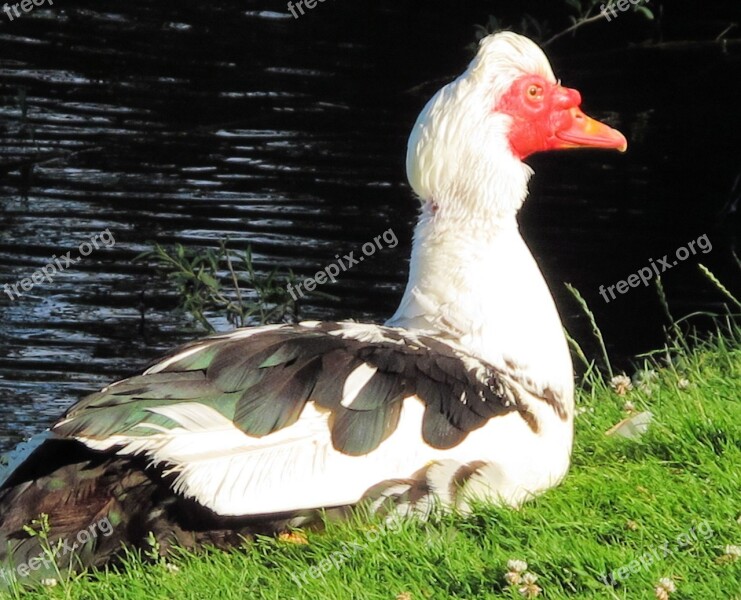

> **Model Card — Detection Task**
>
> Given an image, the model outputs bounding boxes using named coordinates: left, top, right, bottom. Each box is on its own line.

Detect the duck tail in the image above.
left=0, top=437, right=167, bottom=586
left=0, top=436, right=304, bottom=588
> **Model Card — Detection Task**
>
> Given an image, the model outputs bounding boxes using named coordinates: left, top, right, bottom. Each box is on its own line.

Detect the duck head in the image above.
left=406, top=32, right=627, bottom=222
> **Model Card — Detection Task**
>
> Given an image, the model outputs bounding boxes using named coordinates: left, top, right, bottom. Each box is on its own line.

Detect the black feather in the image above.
left=52, top=322, right=540, bottom=459
left=311, top=350, right=361, bottom=410
left=234, top=357, right=321, bottom=436
left=331, top=400, right=403, bottom=456
left=421, top=405, right=469, bottom=449
left=341, top=372, right=405, bottom=411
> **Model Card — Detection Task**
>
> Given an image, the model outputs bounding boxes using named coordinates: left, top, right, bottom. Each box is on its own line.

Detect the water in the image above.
left=1, top=1, right=739, bottom=451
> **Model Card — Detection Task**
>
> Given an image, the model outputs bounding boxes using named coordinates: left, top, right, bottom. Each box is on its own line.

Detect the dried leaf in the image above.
left=605, top=411, right=653, bottom=439
left=278, top=531, right=309, bottom=545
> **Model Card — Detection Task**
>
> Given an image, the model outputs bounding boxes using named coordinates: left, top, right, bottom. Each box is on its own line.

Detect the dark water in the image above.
left=0, top=1, right=739, bottom=451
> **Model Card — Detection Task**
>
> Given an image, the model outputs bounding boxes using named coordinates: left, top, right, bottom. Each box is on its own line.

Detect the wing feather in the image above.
left=331, top=400, right=403, bottom=456
left=50, top=322, right=557, bottom=514
left=57, top=323, right=522, bottom=451
left=234, top=357, right=321, bottom=436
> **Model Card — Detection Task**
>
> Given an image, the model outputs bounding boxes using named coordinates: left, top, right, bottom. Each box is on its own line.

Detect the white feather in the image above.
left=77, top=389, right=571, bottom=516
left=341, top=364, right=378, bottom=408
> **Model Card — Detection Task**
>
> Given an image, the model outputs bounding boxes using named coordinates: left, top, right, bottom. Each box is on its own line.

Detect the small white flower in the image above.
left=521, top=572, right=538, bottom=584
left=165, top=563, right=180, bottom=573
left=655, top=577, right=676, bottom=596
left=721, top=544, right=741, bottom=563
left=623, top=400, right=636, bottom=413
left=507, top=559, right=528, bottom=573
left=515, top=571, right=542, bottom=598
left=505, top=571, right=522, bottom=585
left=655, top=589, right=669, bottom=600
left=506, top=561, right=541, bottom=597
left=518, top=581, right=542, bottom=598
left=610, top=374, right=633, bottom=396
left=677, top=378, right=690, bottom=390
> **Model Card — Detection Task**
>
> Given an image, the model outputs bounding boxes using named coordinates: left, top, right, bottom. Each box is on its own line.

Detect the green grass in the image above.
left=4, top=324, right=739, bottom=599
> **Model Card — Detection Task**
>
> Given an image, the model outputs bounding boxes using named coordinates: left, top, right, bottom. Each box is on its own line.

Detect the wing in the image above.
left=52, top=321, right=522, bottom=515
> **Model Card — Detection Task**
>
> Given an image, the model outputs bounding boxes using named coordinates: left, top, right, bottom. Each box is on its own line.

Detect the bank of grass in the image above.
left=3, top=317, right=737, bottom=600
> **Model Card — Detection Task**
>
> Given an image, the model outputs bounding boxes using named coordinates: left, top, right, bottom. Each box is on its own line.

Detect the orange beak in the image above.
left=551, top=107, right=628, bottom=152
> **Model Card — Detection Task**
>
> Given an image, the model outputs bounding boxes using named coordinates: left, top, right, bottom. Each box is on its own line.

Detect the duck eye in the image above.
left=527, top=85, right=543, bottom=100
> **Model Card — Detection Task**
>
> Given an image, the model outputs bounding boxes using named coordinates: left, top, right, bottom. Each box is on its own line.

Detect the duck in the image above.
left=0, top=31, right=626, bottom=581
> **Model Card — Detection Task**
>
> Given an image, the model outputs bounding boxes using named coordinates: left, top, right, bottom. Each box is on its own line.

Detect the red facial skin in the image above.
left=496, top=74, right=628, bottom=160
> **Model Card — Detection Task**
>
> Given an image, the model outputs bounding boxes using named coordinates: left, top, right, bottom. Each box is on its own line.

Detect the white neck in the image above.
left=387, top=179, right=573, bottom=399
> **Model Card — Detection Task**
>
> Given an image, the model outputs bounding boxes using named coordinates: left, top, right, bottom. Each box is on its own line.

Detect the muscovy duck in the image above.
left=0, top=31, right=626, bottom=579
